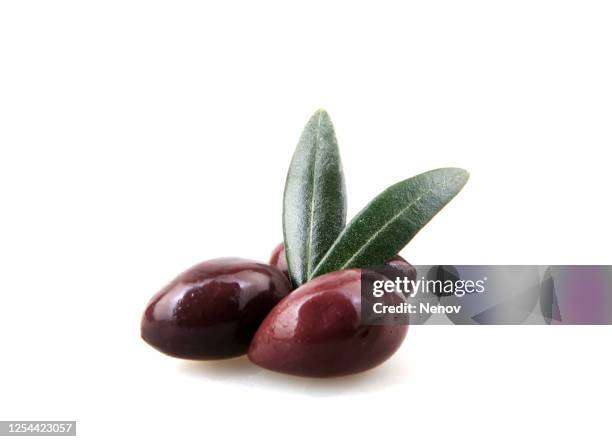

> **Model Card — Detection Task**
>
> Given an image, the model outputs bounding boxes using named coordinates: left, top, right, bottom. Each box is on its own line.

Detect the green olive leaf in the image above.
left=310, top=168, right=469, bottom=279
left=283, top=109, right=347, bottom=287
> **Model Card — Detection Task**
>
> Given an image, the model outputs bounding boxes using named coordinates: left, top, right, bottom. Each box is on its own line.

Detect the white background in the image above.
left=1, top=1, right=611, bottom=441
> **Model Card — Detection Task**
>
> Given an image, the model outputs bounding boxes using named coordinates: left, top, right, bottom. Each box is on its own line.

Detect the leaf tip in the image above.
left=445, top=167, right=470, bottom=186
left=313, top=107, right=330, bottom=120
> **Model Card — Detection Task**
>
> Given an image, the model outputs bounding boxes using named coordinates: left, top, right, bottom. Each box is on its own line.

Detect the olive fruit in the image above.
left=248, top=269, right=408, bottom=377
left=383, top=254, right=417, bottom=282
left=268, top=243, right=289, bottom=279
left=141, top=258, right=291, bottom=360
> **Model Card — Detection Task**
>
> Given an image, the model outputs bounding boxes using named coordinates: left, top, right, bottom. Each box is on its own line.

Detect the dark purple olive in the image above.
left=384, top=254, right=417, bottom=281
left=141, top=258, right=291, bottom=360
left=268, top=243, right=289, bottom=279
left=248, top=269, right=408, bottom=377
left=269, top=242, right=415, bottom=282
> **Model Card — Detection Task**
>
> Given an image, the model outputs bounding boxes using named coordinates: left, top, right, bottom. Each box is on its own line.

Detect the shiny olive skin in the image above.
left=384, top=254, right=417, bottom=282
left=268, top=243, right=289, bottom=279
left=248, top=269, right=408, bottom=377
left=141, top=258, right=291, bottom=360
left=269, top=242, right=415, bottom=282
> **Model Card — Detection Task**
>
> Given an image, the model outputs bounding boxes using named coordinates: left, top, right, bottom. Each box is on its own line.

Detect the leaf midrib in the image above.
left=304, top=112, right=323, bottom=277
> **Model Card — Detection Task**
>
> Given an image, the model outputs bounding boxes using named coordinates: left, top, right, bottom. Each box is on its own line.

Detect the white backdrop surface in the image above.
left=1, top=1, right=611, bottom=441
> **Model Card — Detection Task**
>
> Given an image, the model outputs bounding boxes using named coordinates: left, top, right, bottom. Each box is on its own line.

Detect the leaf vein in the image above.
left=304, top=112, right=323, bottom=276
